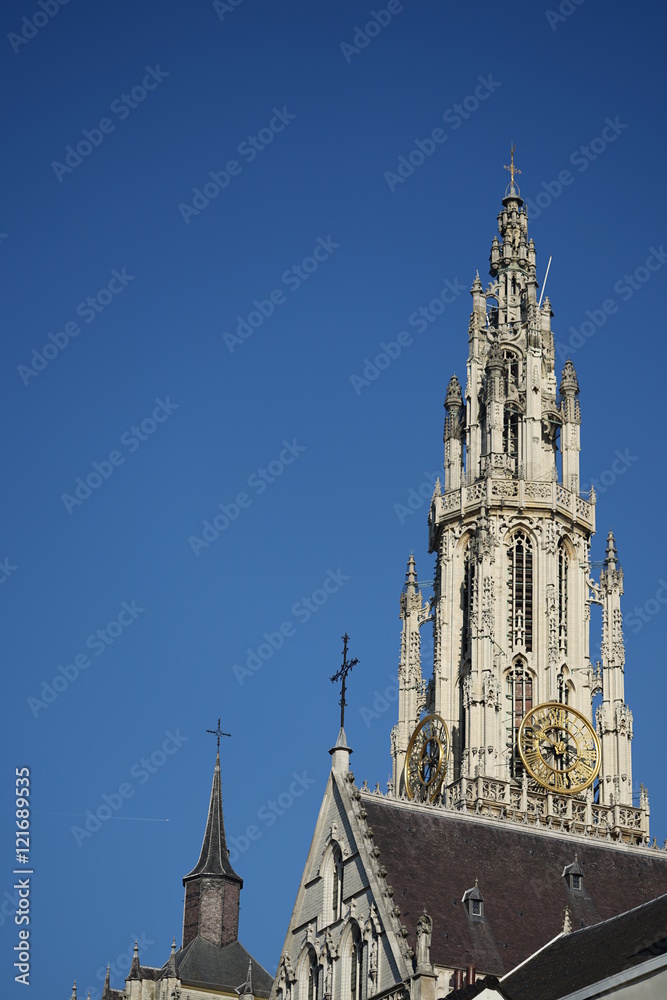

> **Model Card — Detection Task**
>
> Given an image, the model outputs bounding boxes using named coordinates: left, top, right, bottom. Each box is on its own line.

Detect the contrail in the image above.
left=38, top=812, right=169, bottom=822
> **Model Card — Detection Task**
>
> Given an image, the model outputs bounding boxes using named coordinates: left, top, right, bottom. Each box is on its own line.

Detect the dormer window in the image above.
left=563, top=855, right=584, bottom=894
left=462, top=880, right=484, bottom=919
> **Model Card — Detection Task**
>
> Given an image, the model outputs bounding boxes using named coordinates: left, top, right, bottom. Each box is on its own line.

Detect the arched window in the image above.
left=508, top=530, right=533, bottom=652
left=349, top=925, right=363, bottom=1000
left=506, top=662, right=533, bottom=779
left=306, top=949, right=318, bottom=1000
left=331, top=845, right=343, bottom=922
left=558, top=542, right=568, bottom=656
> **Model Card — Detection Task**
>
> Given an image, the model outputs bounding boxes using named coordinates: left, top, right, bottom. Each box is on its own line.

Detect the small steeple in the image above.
left=243, top=958, right=255, bottom=998
left=183, top=750, right=243, bottom=948
left=71, top=981, right=77, bottom=1000
left=128, top=941, right=141, bottom=980
left=102, top=966, right=111, bottom=999
left=166, top=938, right=178, bottom=978
left=605, top=530, right=618, bottom=570
left=404, top=554, right=418, bottom=594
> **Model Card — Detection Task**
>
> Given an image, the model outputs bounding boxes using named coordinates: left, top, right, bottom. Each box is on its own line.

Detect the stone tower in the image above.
left=390, top=172, right=646, bottom=837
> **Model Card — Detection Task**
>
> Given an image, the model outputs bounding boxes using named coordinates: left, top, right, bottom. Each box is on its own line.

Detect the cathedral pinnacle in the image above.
left=605, top=531, right=618, bottom=570
left=128, top=941, right=140, bottom=980
left=444, top=373, right=463, bottom=412
left=71, top=981, right=77, bottom=1000
left=560, top=360, right=580, bottom=397
left=101, top=966, right=111, bottom=1000
left=404, top=553, right=418, bottom=593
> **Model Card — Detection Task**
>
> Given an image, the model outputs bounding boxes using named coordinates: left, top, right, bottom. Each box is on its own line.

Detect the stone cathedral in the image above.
left=271, top=169, right=667, bottom=1000
left=70, top=168, right=667, bottom=1000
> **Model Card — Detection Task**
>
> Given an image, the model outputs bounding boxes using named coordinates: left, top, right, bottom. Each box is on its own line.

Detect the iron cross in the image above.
left=330, top=633, right=359, bottom=730
left=206, top=718, right=231, bottom=749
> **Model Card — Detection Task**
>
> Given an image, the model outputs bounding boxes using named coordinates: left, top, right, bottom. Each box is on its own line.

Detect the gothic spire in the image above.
left=184, top=751, right=240, bottom=880
left=101, top=966, right=111, bottom=999
left=182, top=748, right=243, bottom=948
left=243, top=958, right=255, bottom=997
left=71, top=982, right=77, bottom=1000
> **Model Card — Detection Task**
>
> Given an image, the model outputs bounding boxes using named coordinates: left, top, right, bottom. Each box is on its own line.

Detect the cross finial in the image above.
left=206, top=718, right=231, bottom=749
left=330, top=633, right=359, bottom=730
left=504, top=143, right=521, bottom=191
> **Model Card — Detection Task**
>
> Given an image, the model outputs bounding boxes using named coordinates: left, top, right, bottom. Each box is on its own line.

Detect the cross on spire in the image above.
left=206, top=718, right=231, bottom=749
left=504, top=143, right=521, bottom=191
left=330, top=633, right=359, bottom=730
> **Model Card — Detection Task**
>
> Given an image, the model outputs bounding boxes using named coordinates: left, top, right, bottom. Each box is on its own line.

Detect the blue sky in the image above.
left=2, top=0, right=667, bottom=996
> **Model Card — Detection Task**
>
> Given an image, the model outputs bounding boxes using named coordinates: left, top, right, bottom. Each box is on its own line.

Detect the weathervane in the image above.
left=330, top=633, right=359, bottom=730
left=504, top=143, right=521, bottom=191
left=206, top=718, right=231, bottom=749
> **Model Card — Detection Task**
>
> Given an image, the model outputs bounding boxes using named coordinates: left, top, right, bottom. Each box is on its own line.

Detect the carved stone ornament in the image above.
left=416, top=910, right=433, bottom=969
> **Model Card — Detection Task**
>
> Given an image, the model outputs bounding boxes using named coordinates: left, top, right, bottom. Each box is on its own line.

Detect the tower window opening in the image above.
left=462, top=540, right=476, bottom=653
left=557, top=671, right=570, bottom=705
left=558, top=544, right=568, bottom=656
left=507, top=664, right=533, bottom=779
left=508, top=531, right=533, bottom=652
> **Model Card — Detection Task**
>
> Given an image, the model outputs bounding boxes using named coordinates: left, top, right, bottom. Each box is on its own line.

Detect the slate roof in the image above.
left=361, top=793, right=667, bottom=978
left=175, top=936, right=273, bottom=997
left=500, top=892, right=667, bottom=1000
left=184, top=751, right=242, bottom=883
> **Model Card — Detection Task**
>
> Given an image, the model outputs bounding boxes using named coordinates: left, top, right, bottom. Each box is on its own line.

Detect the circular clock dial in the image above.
left=518, top=702, right=601, bottom=794
left=403, top=714, right=450, bottom=802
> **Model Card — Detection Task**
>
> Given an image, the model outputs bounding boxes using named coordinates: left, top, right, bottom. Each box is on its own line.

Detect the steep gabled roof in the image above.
left=501, top=892, right=667, bottom=1000
left=361, top=792, right=667, bottom=978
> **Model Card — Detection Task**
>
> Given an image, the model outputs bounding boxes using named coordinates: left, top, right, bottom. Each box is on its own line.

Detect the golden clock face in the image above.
left=518, top=702, right=601, bottom=794
left=403, top=714, right=450, bottom=802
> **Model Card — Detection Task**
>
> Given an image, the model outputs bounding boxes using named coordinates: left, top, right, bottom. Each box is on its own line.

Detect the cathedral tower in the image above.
left=390, top=166, right=645, bottom=836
